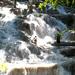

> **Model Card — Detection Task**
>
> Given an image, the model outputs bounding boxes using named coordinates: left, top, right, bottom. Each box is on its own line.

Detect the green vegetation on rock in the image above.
left=39, top=0, right=75, bottom=11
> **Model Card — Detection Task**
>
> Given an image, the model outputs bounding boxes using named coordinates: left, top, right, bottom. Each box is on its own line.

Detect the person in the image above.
left=31, top=36, right=37, bottom=45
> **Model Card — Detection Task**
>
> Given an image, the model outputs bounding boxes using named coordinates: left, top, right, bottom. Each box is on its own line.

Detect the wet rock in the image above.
left=5, top=43, right=30, bottom=62
left=22, top=22, right=31, bottom=34
left=52, top=14, right=74, bottom=28
left=22, top=9, right=28, bottom=17
left=15, top=18, right=32, bottom=35
left=69, top=31, right=75, bottom=41
left=10, top=8, right=21, bottom=15
left=62, top=61, right=75, bottom=75
left=0, top=13, right=5, bottom=19
left=7, top=64, right=58, bottom=75
left=0, top=1, right=3, bottom=6
left=47, top=9, right=59, bottom=15
left=60, top=47, right=75, bottom=57
left=52, top=41, right=75, bottom=46
left=27, top=4, right=33, bottom=13
left=0, top=13, right=2, bottom=17
left=42, top=14, right=67, bottom=31
left=17, top=31, right=29, bottom=42
left=0, top=0, right=14, bottom=7
left=64, top=6, right=75, bottom=14
left=28, top=44, right=41, bottom=55
left=7, top=68, right=25, bottom=75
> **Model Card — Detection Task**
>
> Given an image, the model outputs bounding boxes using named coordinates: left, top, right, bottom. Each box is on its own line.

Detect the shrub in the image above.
left=38, top=0, right=75, bottom=12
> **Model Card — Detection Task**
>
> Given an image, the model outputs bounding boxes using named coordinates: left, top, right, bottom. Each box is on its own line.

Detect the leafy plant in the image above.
left=38, top=0, right=59, bottom=11
left=59, top=0, right=75, bottom=7
left=38, top=0, right=75, bottom=12
left=55, top=29, right=68, bottom=43
left=56, top=32, right=62, bottom=43
left=39, top=2, right=47, bottom=12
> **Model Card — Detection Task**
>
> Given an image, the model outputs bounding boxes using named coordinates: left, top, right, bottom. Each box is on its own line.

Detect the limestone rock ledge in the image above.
left=7, top=63, right=58, bottom=75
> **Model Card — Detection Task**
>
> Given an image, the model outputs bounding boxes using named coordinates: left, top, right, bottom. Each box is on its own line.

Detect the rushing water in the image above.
left=0, top=4, right=74, bottom=75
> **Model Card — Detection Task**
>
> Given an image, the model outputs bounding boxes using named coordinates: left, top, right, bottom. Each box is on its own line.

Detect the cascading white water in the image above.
left=0, top=5, right=72, bottom=75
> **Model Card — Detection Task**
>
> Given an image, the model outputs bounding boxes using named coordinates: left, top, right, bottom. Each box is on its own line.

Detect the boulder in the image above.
left=7, top=63, right=58, bottom=75
left=52, top=14, right=74, bottom=28
left=60, top=47, right=75, bottom=57
left=62, top=61, right=75, bottom=75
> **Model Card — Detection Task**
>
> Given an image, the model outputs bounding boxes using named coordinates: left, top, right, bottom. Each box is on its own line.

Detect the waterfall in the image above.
left=0, top=6, right=73, bottom=75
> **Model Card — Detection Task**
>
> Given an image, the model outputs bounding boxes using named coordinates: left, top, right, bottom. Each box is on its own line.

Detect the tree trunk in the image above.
left=56, top=34, right=61, bottom=43
left=14, top=0, right=16, bottom=8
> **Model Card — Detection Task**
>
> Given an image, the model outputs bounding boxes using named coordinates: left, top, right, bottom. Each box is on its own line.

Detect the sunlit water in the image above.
left=0, top=4, right=73, bottom=75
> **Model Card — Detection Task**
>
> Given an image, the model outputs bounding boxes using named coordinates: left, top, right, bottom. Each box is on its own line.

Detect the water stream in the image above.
left=0, top=3, right=74, bottom=75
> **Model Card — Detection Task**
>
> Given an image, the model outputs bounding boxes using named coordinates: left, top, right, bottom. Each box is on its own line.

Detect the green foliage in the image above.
left=59, top=0, right=75, bottom=7
left=39, top=0, right=58, bottom=11
left=39, top=0, right=75, bottom=11
left=56, top=32, right=62, bottom=38
left=56, top=29, right=68, bottom=39
left=39, top=2, right=47, bottom=11
left=56, top=32, right=62, bottom=43
left=49, top=0, right=58, bottom=9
